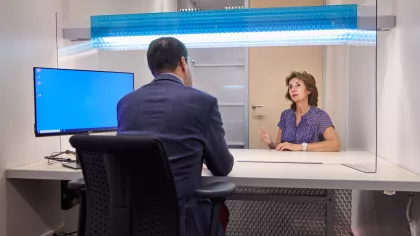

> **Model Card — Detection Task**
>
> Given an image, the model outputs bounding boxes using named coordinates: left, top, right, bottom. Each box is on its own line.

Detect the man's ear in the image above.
left=180, top=57, right=188, bottom=72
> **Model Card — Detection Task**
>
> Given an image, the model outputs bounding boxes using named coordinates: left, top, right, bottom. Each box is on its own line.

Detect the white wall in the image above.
left=377, top=0, right=420, bottom=175
left=62, top=0, right=177, bottom=28
left=0, top=1, right=65, bottom=235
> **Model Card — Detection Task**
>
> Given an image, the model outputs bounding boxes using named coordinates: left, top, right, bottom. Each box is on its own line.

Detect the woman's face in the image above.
left=288, top=77, right=310, bottom=103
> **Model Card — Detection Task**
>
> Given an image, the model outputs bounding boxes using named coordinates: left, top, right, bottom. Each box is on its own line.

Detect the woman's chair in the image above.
left=68, top=135, right=235, bottom=236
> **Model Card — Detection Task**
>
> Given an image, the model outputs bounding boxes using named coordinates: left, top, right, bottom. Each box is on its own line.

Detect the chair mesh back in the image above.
left=77, top=151, right=111, bottom=236
left=70, top=135, right=180, bottom=236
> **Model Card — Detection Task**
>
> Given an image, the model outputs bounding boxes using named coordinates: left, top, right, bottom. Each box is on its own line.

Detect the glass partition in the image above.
left=325, top=0, right=378, bottom=173
left=246, top=0, right=377, bottom=172
left=56, top=12, right=99, bottom=152
left=58, top=0, right=378, bottom=172
left=57, top=8, right=98, bottom=71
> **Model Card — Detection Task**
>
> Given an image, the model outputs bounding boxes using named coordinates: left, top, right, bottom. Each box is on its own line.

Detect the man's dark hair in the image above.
left=147, top=37, right=189, bottom=76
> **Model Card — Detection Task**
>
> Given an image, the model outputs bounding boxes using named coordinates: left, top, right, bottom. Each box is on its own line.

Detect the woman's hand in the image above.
left=276, top=142, right=301, bottom=151
left=258, top=127, right=273, bottom=145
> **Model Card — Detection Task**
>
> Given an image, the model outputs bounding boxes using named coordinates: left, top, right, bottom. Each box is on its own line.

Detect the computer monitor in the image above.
left=33, top=67, right=134, bottom=137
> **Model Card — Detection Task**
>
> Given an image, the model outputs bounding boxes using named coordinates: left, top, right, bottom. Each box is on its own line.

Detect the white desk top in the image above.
left=6, top=149, right=420, bottom=191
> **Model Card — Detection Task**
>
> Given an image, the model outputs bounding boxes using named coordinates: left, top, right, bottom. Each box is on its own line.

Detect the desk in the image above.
left=6, top=150, right=420, bottom=236
left=7, top=150, right=420, bottom=191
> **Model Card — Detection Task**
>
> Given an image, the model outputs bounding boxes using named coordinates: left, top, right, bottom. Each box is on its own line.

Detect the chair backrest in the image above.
left=71, top=141, right=111, bottom=236
left=70, top=135, right=180, bottom=236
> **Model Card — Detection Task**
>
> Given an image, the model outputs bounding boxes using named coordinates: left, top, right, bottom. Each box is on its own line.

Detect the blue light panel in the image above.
left=90, top=4, right=376, bottom=50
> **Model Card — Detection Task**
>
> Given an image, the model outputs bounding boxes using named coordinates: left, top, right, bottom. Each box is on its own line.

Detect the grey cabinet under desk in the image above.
left=225, top=187, right=352, bottom=236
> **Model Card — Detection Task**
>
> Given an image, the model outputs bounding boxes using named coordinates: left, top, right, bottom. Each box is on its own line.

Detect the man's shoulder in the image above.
left=118, top=84, right=217, bottom=107
left=117, top=88, right=136, bottom=105
left=183, top=86, right=217, bottom=103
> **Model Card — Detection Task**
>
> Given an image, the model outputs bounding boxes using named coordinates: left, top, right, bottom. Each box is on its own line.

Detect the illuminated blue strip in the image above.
left=89, top=4, right=376, bottom=50
left=91, top=30, right=376, bottom=50
left=91, top=5, right=358, bottom=38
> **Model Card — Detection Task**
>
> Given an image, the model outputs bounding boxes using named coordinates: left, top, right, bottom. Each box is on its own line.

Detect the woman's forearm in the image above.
left=306, top=140, right=340, bottom=152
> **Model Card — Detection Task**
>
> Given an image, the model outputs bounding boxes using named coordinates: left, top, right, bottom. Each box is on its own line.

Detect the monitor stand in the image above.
left=62, top=151, right=81, bottom=169
left=62, top=162, right=81, bottom=169
left=61, top=133, right=92, bottom=170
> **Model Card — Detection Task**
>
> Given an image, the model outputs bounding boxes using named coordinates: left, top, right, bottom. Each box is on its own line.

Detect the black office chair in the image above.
left=68, top=135, right=235, bottom=236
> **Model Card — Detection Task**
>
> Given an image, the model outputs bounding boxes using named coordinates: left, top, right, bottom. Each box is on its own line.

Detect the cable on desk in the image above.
left=45, top=136, right=76, bottom=164
left=44, top=150, right=76, bottom=165
left=406, top=192, right=415, bottom=235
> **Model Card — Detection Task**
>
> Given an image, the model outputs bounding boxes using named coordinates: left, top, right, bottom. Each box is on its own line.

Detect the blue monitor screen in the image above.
left=34, top=67, right=134, bottom=136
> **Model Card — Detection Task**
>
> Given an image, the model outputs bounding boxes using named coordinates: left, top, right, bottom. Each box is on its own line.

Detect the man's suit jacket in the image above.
left=117, top=73, right=234, bottom=236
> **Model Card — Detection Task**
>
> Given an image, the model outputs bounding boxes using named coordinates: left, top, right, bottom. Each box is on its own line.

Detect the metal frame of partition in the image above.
left=244, top=0, right=250, bottom=149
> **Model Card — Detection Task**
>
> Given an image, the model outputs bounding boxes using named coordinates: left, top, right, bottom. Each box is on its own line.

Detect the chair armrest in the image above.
left=195, top=182, right=236, bottom=200
left=195, top=182, right=236, bottom=236
left=68, top=178, right=85, bottom=190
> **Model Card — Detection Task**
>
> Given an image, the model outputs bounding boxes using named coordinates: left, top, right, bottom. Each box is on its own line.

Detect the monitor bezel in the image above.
left=33, top=67, right=135, bottom=137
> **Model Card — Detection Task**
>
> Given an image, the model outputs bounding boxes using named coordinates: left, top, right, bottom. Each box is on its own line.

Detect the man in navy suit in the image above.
left=117, top=37, right=234, bottom=236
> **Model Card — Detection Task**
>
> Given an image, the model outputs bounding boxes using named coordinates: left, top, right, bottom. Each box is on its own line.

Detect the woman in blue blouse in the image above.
left=258, top=71, right=340, bottom=152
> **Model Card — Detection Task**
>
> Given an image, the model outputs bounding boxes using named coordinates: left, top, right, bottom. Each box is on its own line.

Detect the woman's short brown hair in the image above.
left=285, top=71, right=318, bottom=110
